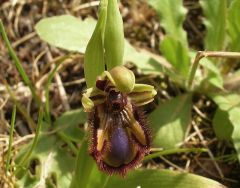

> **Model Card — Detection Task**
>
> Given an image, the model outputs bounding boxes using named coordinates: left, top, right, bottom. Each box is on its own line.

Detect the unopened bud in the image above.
left=109, top=66, right=135, bottom=93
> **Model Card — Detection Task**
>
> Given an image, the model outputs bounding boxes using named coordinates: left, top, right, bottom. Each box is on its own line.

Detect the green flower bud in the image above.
left=108, top=66, right=135, bottom=93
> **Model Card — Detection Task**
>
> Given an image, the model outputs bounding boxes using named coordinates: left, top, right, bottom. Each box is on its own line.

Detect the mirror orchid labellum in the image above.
left=82, top=66, right=157, bottom=176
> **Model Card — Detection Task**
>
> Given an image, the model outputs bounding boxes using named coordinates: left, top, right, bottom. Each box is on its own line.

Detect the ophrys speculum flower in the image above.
left=82, top=66, right=157, bottom=176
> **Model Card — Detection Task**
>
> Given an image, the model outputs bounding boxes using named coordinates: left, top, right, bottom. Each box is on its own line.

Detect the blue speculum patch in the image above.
left=108, top=125, right=133, bottom=165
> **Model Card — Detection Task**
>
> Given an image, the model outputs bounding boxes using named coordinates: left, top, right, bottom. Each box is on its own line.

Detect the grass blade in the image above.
left=5, top=105, right=16, bottom=172
left=14, top=106, right=44, bottom=176
left=144, top=148, right=208, bottom=161
left=228, top=0, right=240, bottom=51
left=44, top=54, right=72, bottom=124
left=0, top=20, right=40, bottom=105
left=70, top=139, right=95, bottom=188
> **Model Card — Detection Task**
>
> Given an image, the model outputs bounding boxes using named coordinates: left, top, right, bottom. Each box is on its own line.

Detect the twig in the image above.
left=192, top=120, right=224, bottom=179
left=46, top=51, right=70, bottom=111
left=12, top=32, right=37, bottom=48
left=73, top=1, right=100, bottom=12
left=159, top=156, right=186, bottom=172
left=3, top=134, right=35, bottom=153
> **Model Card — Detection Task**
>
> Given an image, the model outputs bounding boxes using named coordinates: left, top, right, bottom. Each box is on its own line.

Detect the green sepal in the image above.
left=129, top=84, right=157, bottom=106
left=81, top=88, right=105, bottom=112
left=104, top=0, right=125, bottom=69
left=84, top=0, right=108, bottom=88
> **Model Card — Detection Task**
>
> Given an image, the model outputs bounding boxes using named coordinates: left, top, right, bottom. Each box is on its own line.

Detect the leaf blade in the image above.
left=212, top=108, right=233, bottom=140
left=70, top=140, right=95, bottom=188
left=229, top=107, right=240, bottom=162
left=16, top=134, right=75, bottom=188
left=54, top=108, right=86, bottom=142
left=228, top=0, right=240, bottom=51
left=149, top=94, right=192, bottom=149
left=148, top=0, right=188, bottom=46
left=105, top=169, right=225, bottom=188
left=35, top=15, right=96, bottom=53
left=200, top=0, right=227, bottom=50
left=160, top=36, right=190, bottom=79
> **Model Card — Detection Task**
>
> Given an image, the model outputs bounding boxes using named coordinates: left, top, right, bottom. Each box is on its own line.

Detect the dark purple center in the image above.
left=96, top=79, right=107, bottom=91
left=108, top=90, right=125, bottom=112
left=110, top=126, right=131, bottom=163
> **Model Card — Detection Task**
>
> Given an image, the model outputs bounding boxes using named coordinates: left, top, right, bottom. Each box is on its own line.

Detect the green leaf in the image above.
left=105, top=169, right=224, bottom=188
left=87, top=164, right=109, bottom=188
left=228, top=0, right=240, bottom=51
left=160, top=36, right=190, bottom=79
left=199, top=58, right=224, bottom=90
left=200, top=0, right=227, bottom=50
left=35, top=15, right=169, bottom=76
left=70, top=140, right=109, bottom=188
left=70, top=140, right=95, bottom=188
left=148, top=0, right=190, bottom=80
left=212, top=108, right=233, bottom=140
left=54, top=108, right=87, bottom=142
left=124, top=41, right=166, bottom=74
left=35, top=15, right=96, bottom=53
left=210, top=94, right=240, bottom=161
left=205, top=73, right=224, bottom=90
left=149, top=94, right=192, bottom=149
left=16, top=134, right=75, bottom=188
left=144, top=148, right=208, bottom=161
left=210, top=94, right=240, bottom=111
left=229, top=107, right=240, bottom=162
left=148, top=0, right=188, bottom=46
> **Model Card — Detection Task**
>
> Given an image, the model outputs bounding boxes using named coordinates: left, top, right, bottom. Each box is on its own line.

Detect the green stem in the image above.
left=144, top=148, right=208, bottom=161
left=187, top=51, right=203, bottom=90
left=102, top=176, right=110, bottom=188
left=0, top=20, right=41, bottom=106
left=6, top=105, right=16, bottom=172
left=187, top=51, right=240, bottom=90
left=70, top=138, right=94, bottom=188
left=44, top=54, right=72, bottom=124
left=57, top=132, right=78, bottom=155
left=5, top=81, right=36, bottom=131
left=99, top=0, right=108, bottom=39
left=14, top=106, right=44, bottom=176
